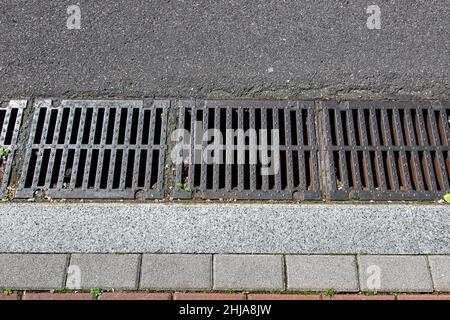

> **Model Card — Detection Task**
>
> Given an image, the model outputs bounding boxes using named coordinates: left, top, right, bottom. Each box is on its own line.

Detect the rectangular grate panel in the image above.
left=320, top=101, right=450, bottom=200
left=173, top=100, right=320, bottom=200
left=15, top=100, right=169, bottom=199
left=0, top=100, right=26, bottom=196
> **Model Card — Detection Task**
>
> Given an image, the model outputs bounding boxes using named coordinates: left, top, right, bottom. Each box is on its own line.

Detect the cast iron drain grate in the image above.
left=320, top=101, right=450, bottom=200
left=173, top=100, right=320, bottom=200
left=15, top=100, right=169, bottom=199
left=0, top=100, right=26, bottom=196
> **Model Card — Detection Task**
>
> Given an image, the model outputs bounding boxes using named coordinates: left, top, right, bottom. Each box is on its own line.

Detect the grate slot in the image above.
left=132, top=108, right=145, bottom=190
left=262, top=118, right=272, bottom=190
left=357, top=109, right=374, bottom=190
left=16, top=100, right=169, bottom=199
left=173, top=100, right=320, bottom=200
left=381, top=109, right=399, bottom=191
left=346, top=107, right=361, bottom=189
left=322, top=101, right=450, bottom=200
left=334, top=109, right=349, bottom=190
left=285, top=110, right=294, bottom=190
left=83, top=108, right=98, bottom=190
left=416, top=109, right=437, bottom=191
left=392, top=108, right=412, bottom=191
left=46, top=109, right=63, bottom=188
left=0, top=100, right=26, bottom=196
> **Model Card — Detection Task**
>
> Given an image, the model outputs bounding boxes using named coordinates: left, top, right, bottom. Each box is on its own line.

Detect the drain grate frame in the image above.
left=0, top=100, right=26, bottom=197
left=172, top=100, right=321, bottom=200
left=15, top=100, right=170, bottom=200
left=319, top=101, right=450, bottom=200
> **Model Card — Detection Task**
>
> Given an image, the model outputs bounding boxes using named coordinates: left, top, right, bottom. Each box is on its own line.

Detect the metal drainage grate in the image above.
left=15, top=100, right=169, bottom=199
left=173, top=100, right=320, bottom=200
left=320, top=101, right=450, bottom=200
left=0, top=100, right=26, bottom=196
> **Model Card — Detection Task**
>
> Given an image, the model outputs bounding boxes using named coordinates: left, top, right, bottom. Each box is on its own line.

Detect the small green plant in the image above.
left=388, top=292, right=399, bottom=296
left=325, top=288, right=335, bottom=298
left=301, top=291, right=317, bottom=295
left=54, top=288, right=76, bottom=294
left=444, top=194, right=450, bottom=204
left=91, top=288, right=102, bottom=300
left=224, top=290, right=237, bottom=294
left=6, top=187, right=14, bottom=201
left=0, top=147, right=10, bottom=162
left=272, top=290, right=286, bottom=295
left=3, top=288, right=13, bottom=295
left=177, top=182, right=191, bottom=192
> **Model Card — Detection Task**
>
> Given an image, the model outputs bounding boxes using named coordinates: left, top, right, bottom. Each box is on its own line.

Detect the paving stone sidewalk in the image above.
left=1, top=254, right=449, bottom=294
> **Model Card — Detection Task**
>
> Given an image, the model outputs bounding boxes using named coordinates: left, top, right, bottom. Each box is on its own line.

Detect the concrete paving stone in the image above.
left=22, top=293, right=92, bottom=300
left=327, top=294, right=395, bottom=300
left=286, top=255, right=358, bottom=292
left=213, top=255, right=283, bottom=291
left=0, top=294, right=19, bottom=300
left=397, top=294, right=450, bottom=300
left=140, top=254, right=212, bottom=290
left=68, top=254, right=140, bottom=290
left=358, top=255, right=433, bottom=292
left=428, top=256, right=450, bottom=292
left=174, top=293, right=245, bottom=300
left=248, top=294, right=321, bottom=300
left=0, top=254, right=67, bottom=290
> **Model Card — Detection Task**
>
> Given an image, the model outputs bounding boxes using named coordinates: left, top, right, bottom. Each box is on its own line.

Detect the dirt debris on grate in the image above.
left=319, top=101, right=450, bottom=200
left=172, top=100, right=321, bottom=200
left=0, top=100, right=26, bottom=197
left=15, top=100, right=169, bottom=200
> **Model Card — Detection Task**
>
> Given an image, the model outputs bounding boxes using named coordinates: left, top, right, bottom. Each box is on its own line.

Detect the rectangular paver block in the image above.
left=68, top=254, right=140, bottom=290
left=213, top=255, right=283, bottom=291
left=397, top=295, right=450, bottom=300
left=140, top=254, right=212, bottom=290
left=0, top=254, right=67, bottom=290
left=428, top=256, right=450, bottom=292
left=358, top=255, right=433, bottom=292
left=327, top=294, right=395, bottom=300
left=248, top=294, right=321, bottom=300
left=99, top=293, right=171, bottom=300
left=0, top=294, right=19, bottom=300
left=23, top=293, right=92, bottom=300
left=174, top=293, right=245, bottom=300
left=286, top=255, right=358, bottom=292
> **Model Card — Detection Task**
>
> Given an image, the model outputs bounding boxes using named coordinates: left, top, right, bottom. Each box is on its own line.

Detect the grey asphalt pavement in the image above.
left=0, top=0, right=449, bottom=99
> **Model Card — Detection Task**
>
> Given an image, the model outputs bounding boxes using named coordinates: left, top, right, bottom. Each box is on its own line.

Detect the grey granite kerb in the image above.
left=0, top=203, right=448, bottom=254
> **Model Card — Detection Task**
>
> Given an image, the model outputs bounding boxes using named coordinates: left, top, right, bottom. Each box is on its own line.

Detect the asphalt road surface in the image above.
left=0, top=0, right=448, bottom=99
